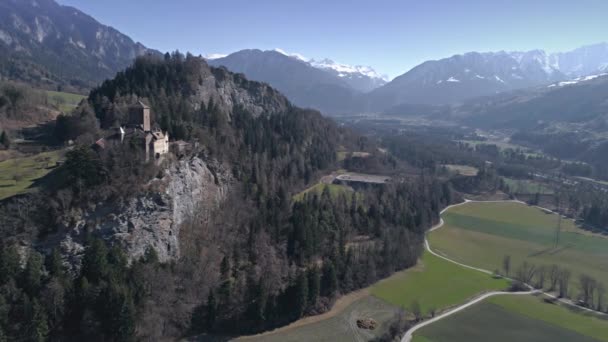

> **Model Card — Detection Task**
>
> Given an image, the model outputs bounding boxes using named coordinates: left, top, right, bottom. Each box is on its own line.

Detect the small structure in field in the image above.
left=356, top=318, right=378, bottom=330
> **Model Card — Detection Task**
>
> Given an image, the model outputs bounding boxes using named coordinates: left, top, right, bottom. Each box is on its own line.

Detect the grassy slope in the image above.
left=503, top=177, right=553, bottom=194
left=44, top=90, right=85, bottom=113
left=0, top=149, right=63, bottom=200
left=413, top=295, right=604, bottom=342
left=292, top=183, right=353, bottom=202
left=429, top=202, right=608, bottom=298
left=371, top=250, right=509, bottom=316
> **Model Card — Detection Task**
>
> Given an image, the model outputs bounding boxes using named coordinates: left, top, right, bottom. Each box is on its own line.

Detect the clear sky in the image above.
left=57, top=0, right=608, bottom=79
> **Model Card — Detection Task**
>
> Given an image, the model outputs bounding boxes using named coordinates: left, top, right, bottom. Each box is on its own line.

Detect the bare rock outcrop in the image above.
left=56, top=155, right=231, bottom=267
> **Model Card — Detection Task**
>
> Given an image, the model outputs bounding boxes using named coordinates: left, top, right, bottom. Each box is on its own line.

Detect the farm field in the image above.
left=293, top=183, right=354, bottom=202
left=238, top=295, right=398, bottom=342
left=412, top=294, right=608, bottom=342
left=442, top=164, right=478, bottom=176
left=371, top=250, right=509, bottom=316
left=502, top=177, right=553, bottom=194
left=0, top=149, right=64, bottom=200
left=429, top=201, right=608, bottom=299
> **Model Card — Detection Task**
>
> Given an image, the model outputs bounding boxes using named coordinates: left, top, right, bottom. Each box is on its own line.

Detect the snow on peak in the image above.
left=273, top=48, right=308, bottom=62
left=446, top=77, right=460, bottom=82
left=309, top=58, right=389, bottom=81
left=204, top=53, right=227, bottom=60
left=548, top=73, right=608, bottom=87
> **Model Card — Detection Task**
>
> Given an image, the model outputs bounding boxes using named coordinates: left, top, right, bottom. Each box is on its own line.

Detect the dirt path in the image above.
left=402, top=199, right=607, bottom=342
left=236, top=287, right=371, bottom=340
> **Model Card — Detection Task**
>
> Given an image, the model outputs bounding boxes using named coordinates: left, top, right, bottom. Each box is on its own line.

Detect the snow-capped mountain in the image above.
left=309, top=58, right=388, bottom=92
left=549, top=42, right=608, bottom=77
left=267, top=49, right=388, bottom=92
left=206, top=49, right=387, bottom=113
left=207, top=49, right=363, bottom=114
left=368, top=50, right=566, bottom=107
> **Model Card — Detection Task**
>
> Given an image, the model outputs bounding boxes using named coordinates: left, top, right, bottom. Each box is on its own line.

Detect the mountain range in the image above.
left=0, top=0, right=159, bottom=91
left=1, top=0, right=608, bottom=117
left=208, top=44, right=608, bottom=114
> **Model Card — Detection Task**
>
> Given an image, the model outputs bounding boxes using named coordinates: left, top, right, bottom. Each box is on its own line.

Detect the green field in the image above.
left=371, top=251, right=509, bottom=316
left=293, top=183, right=354, bottom=202
left=503, top=177, right=553, bottom=194
left=443, top=164, right=478, bottom=176
left=45, top=90, right=85, bottom=113
left=429, top=201, right=608, bottom=299
left=239, top=295, right=398, bottom=342
left=413, top=294, right=608, bottom=342
left=0, top=150, right=63, bottom=200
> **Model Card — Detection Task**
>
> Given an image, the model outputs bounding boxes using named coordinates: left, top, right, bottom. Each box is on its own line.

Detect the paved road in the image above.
left=402, top=199, right=606, bottom=342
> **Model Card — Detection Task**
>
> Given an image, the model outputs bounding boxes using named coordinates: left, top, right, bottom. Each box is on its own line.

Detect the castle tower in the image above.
left=129, top=101, right=151, bottom=132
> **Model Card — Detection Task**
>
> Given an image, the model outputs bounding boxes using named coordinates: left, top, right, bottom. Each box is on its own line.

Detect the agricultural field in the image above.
left=0, top=149, right=64, bottom=200
left=502, top=177, right=553, bottom=194
left=293, top=183, right=354, bottom=202
left=413, top=294, right=608, bottom=342
left=371, top=251, right=509, bottom=316
left=429, top=201, right=608, bottom=299
left=337, top=151, right=371, bottom=162
left=239, top=295, right=398, bottom=342
left=442, top=164, right=478, bottom=176
left=45, top=90, right=86, bottom=113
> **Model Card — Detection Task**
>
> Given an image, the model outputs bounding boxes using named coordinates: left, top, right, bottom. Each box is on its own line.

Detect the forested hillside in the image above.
left=0, top=54, right=454, bottom=341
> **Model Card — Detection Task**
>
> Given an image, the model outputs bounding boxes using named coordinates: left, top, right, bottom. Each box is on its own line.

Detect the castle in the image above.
left=94, top=101, right=169, bottom=161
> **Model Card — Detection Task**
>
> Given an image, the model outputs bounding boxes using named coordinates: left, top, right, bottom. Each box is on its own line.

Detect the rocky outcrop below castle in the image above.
left=55, top=155, right=232, bottom=267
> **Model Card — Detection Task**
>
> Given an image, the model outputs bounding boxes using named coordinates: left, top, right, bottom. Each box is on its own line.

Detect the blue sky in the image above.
left=58, top=0, right=608, bottom=79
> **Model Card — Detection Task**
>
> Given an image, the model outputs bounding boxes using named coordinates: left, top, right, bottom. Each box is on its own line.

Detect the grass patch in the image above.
left=371, top=251, right=509, bottom=316
left=489, top=295, right=608, bottom=340
left=503, top=177, right=553, bottom=194
left=45, top=90, right=85, bottom=113
left=442, top=164, right=478, bottom=176
left=414, top=295, right=604, bottom=342
left=293, top=183, right=354, bottom=202
left=430, top=201, right=608, bottom=299
left=239, top=295, right=398, bottom=342
left=0, top=149, right=63, bottom=200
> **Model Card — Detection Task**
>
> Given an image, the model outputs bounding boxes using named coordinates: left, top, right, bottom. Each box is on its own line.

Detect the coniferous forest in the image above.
left=0, top=55, right=454, bottom=341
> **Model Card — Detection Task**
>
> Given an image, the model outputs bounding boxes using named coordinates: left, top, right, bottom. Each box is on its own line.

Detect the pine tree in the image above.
left=0, top=245, right=20, bottom=284
left=206, top=290, right=217, bottom=330
left=22, top=252, right=43, bottom=296
left=29, top=300, right=49, bottom=342
left=81, top=239, right=109, bottom=283
left=218, top=256, right=232, bottom=305
left=0, top=131, right=9, bottom=149
left=307, top=267, right=321, bottom=307
left=48, top=248, right=65, bottom=279
left=295, top=272, right=308, bottom=318
left=322, top=263, right=338, bottom=297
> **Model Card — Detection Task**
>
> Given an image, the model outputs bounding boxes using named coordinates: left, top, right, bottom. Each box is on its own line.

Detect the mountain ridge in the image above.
left=0, top=0, right=161, bottom=91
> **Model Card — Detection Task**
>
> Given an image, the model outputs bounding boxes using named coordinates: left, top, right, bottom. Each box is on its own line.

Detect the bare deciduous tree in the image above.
left=558, top=269, right=571, bottom=298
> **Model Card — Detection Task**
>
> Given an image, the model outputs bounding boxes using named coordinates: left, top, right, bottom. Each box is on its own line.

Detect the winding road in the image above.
left=402, top=199, right=606, bottom=342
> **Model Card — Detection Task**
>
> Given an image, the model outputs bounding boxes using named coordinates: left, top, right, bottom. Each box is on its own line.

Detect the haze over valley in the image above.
left=1, top=1, right=608, bottom=341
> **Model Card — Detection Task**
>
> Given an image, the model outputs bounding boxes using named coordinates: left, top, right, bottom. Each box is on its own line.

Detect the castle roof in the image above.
left=136, top=100, right=150, bottom=109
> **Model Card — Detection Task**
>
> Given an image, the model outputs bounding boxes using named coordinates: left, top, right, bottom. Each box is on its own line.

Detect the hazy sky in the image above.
left=57, top=0, right=608, bottom=79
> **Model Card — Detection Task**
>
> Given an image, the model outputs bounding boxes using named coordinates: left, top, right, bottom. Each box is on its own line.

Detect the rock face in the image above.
left=57, top=156, right=231, bottom=266
left=199, top=65, right=292, bottom=119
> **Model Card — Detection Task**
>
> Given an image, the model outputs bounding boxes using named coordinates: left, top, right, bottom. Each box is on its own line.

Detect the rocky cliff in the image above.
left=55, top=155, right=232, bottom=267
